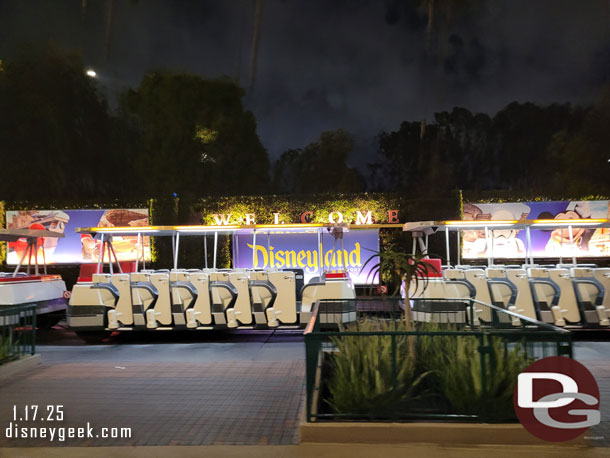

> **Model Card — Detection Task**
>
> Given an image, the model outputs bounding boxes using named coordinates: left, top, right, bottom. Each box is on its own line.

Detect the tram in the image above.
left=404, top=218, right=610, bottom=328
left=67, top=223, right=364, bottom=332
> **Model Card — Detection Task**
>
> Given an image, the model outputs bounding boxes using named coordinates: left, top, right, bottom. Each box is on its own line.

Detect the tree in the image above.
left=547, top=86, right=610, bottom=196
left=120, top=72, right=270, bottom=198
left=0, top=44, right=117, bottom=201
left=273, top=129, right=365, bottom=194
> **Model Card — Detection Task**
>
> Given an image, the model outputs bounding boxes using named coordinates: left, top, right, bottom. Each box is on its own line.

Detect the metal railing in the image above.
left=0, top=305, right=37, bottom=365
left=304, top=297, right=572, bottom=423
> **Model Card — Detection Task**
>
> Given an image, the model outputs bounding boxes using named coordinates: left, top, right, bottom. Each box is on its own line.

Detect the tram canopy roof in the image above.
left=0, top=228, right=66, bottom=242
left=75, top=222, right=404, bottom=237
left=403, top=218, right=610, bottom=233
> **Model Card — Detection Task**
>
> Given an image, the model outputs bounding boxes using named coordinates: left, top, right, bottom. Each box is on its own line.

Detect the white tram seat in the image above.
left=147, top=273, right=172, bottom=328
left=505, top=269, right=538, bottom=321
left=170, top=271, right=198, bottom=327
left=209, top=272, right=238, bottom=327
left=442, top=269, right=477, bottom=324
left=228, top=271, right=253, bottom=326
left=186, top=272, right=213, bottom=327
left=89, top=273, right=119, bottom=309
left=106, top=273, right=132, bottom=329
left=548, top=268, right=581, bottom=324
left=249, top=271, right=278, bottom=326
left=463, top=268, right=493, bottom=322
left=131, top=272, right=157, bottom=327
left=268, top=271, right=298, bottom=325
left=485, top=268, right=517, bottom=325
left=593, top=268, right=610, bottom=318
left=571, top=268, right=608, bottom=326
left=528, top=268, right=565, bottom=326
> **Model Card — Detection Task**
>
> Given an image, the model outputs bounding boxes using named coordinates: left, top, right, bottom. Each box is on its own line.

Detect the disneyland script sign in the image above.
left=210, top=209, right=400, bottom=225
left=232, top=229, right=380, bottom=284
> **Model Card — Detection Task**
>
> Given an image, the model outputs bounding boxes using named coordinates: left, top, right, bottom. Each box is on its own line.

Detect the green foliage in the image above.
left=327, top=319, right=428, bottom=415
left=0, top=334, right=15, bottom=364
left=273, top=129, right=365, bottom=194
left=120, top=72, right=270, bottom=198
left=418, top=327, right=532, bottom=420
left=0, top=44, right=127, bottom=201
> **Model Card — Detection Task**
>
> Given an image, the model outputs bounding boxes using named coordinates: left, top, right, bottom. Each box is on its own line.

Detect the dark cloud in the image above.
left=0, top=0, right=608, bottom=165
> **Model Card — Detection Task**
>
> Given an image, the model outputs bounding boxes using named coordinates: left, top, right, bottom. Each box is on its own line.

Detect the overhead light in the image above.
left=86, top=69, right=97, bottom=78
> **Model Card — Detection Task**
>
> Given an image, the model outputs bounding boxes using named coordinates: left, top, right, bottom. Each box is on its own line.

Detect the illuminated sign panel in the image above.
left=232, top=229, right=380, bottom=284
left=463, top=201, right=610, bottom=258
left=5, top=209, right=151, bottom=264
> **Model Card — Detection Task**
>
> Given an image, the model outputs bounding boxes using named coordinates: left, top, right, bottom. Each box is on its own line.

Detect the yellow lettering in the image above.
left=350, top=243, right=361, bottom=266
left=286, top=250, right=297, bottom=267
left=247, top=244, right=268, bottom=268
left=307, top=250, right=317, bottom=268
left=325, top=250, right=335, bottom=268
left=275, top=250, right=285, bottom=268
left=297, top=251, right=306, bottom=268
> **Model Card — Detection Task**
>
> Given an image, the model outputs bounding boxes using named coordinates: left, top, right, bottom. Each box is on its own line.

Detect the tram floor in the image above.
left=0, top=323, right=609, bottom=448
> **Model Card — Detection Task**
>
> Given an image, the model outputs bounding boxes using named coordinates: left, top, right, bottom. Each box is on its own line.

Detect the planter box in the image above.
left=300, top=421, right=588, bottom=446
left=0, top=354, right=40, bottom=381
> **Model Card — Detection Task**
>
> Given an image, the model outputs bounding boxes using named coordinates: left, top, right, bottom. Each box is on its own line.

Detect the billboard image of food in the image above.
left=5, top=209, right=151, bottom=264
left=463, top=201, right=610, bottom=259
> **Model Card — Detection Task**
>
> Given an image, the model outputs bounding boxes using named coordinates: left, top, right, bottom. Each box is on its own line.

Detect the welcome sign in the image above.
left=232, top=229, right=380, bottom=285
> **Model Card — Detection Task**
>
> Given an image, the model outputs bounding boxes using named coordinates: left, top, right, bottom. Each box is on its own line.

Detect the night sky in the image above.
left=1, top=0, right=609, bottom=166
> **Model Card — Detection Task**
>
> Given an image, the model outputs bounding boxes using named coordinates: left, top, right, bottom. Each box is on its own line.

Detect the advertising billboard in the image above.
left=5, top=209, right=151, bottom=265
left=463, top=201, right=610, bottom=259
left=232, top=229, right=380, bottom=284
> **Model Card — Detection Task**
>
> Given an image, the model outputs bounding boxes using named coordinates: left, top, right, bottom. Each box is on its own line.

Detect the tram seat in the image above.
left=548, top=268, right=581, bottom=324
left=90, top=274, right=119, bottom=309
left=268, top=271, right=298, bottom=325
left=209, top=272, right=238, bottom=327
left=170, top=271, right=198, bottom=326
left=249, top=271, right=278, bottom=326
left=131, top=272, right=158, bottom=327
left=485, top=268, right=517, bottom=325
left=186, top=272, right=212, bottom=327
left=147, top=273, right=172, bottom=328
left=106, top=273, right=132, bottom=329
left=408, top=275, right=469, bottom=325
left=443, top=269, right=477, bottom=324
left=463, top=269, right=493, bottom=323
left=505, top=269, right=538, bottom=321
left=228, top=272, right=253, bottom=326
left=593, top=268, right=610, bottom=317
left=528, top=268, right=565, bottom=326
left=571, top=268, right=608, bottom=326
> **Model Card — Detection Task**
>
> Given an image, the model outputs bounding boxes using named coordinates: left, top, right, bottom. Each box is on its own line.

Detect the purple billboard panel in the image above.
left=463, top=201, right=610, bottom=259
left=232, top=229, right=379, bottom=285
left=5, top=209, right=151, bottom=264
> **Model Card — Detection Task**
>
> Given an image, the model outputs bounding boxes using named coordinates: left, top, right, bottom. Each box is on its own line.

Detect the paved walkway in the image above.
left=573, top=342, right=610, bottom=447
left=0, top=330, right=305, bottom=447
left=0, top=328, right=609, bottom=451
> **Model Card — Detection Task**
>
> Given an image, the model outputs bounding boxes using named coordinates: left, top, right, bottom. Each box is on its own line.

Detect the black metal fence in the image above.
left=304, top=298, right=572, bottom=422
left=0, top=305, right=37, bottom=365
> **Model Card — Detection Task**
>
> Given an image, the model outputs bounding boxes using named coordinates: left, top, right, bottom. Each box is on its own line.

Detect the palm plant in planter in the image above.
left=362, top=248, right=438, bottom=331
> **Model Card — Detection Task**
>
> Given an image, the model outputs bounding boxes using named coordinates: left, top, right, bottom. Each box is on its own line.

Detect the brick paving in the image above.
left=0, top=329, right=609, bottom=449
left=0, top=331, right=306, bottom=447
left=575, top=342, right=610, bottom=448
